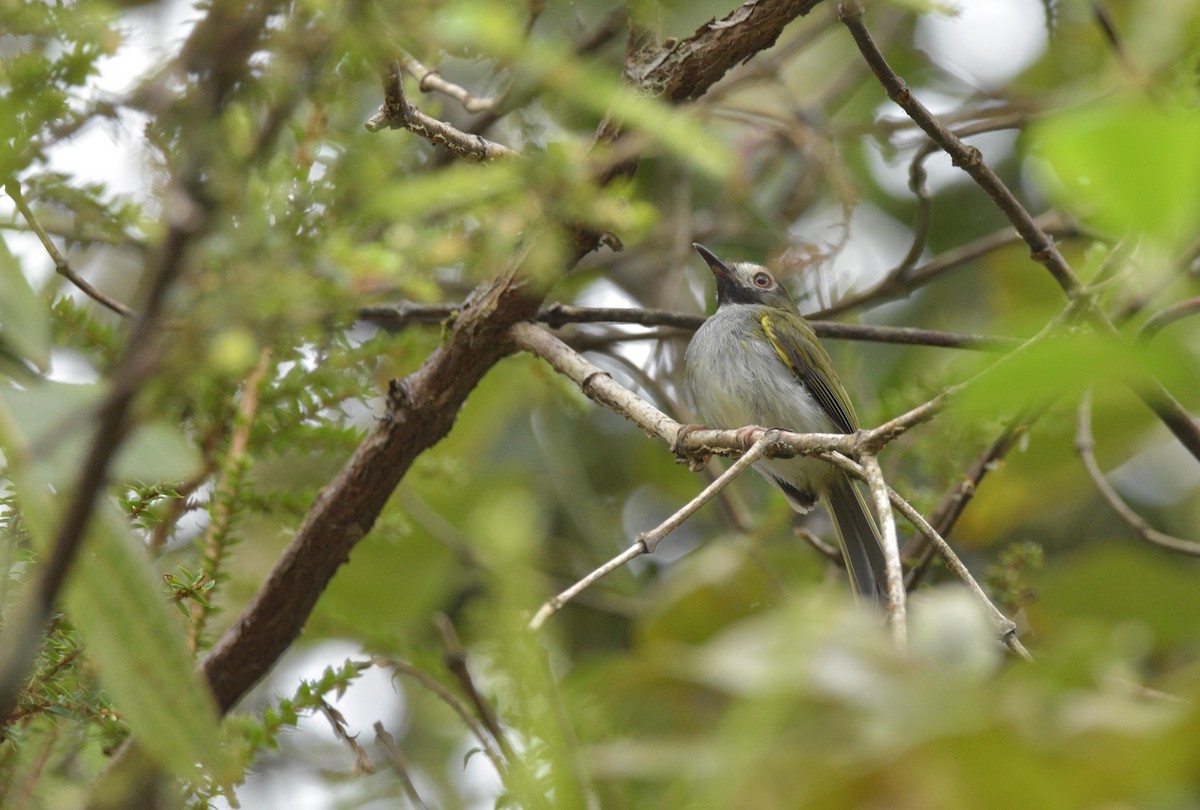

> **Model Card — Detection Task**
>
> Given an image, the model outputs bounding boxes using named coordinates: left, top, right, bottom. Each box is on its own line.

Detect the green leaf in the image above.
left=114, top=421, right=204, bottom=485
left=0, top=380, right=202, bottom=488
left=0, top=392, right=230, bottom=781
left=64, top=500, right=232, bottom=779
left=954, top=330, right=1199, bottom=419
left=1028, top=99, right=1200, bottom=246
left=0, top=236, right=51, bottom=372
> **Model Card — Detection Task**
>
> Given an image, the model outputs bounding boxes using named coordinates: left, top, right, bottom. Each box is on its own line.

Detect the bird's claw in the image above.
left=673, top=424, right=710, bottom=472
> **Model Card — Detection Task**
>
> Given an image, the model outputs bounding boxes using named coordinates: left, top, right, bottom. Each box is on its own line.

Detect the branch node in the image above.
left=416, top=68, right=439, bottom=92
left=599, top=231, right=624, bottom=252
left=388, top=378, right=411, bottom=412
left=951, top=144, right=982, bottom=169
left=579, top=369, right=612, bottom=394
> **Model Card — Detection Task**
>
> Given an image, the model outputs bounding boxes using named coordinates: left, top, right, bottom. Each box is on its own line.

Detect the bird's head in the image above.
left=693, top=243, right=795, bottom=311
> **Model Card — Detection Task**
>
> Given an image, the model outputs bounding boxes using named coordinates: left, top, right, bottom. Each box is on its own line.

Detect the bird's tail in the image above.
left=825, top=473, right=890, bottom=607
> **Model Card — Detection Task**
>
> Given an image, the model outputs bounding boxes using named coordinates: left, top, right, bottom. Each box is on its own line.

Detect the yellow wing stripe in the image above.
left=760, top=314, right=797, bottom=375
left=759, top=312, right=858, bottom=433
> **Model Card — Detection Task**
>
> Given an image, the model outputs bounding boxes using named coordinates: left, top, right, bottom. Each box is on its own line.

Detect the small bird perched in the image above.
left=684, top=243, right=889, bottom=605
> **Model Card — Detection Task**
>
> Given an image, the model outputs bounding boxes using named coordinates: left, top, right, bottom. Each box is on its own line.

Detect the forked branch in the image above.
left=512, top=322, right=1027, bottom=656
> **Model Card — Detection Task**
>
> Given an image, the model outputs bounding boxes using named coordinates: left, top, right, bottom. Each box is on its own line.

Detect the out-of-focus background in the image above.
left=3, top=0, right=1200, bottom=807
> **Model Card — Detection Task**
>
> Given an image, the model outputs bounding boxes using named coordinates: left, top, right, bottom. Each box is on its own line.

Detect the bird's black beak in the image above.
left=692, top=242, right=733, bottom=280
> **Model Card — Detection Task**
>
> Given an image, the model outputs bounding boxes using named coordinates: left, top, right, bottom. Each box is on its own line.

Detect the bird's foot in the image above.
left=733, top=425, right=771, bottom=450
left=673, top=423, right=711, bottom=472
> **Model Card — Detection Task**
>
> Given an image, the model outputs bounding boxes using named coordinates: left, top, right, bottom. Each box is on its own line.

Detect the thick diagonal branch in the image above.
left=201, top=271, right=538, bottom=710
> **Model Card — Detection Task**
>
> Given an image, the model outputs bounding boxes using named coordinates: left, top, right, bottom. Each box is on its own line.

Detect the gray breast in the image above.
left=684, top=304, right=840, bottom=509
left=685, top=305, right=832, bottom=434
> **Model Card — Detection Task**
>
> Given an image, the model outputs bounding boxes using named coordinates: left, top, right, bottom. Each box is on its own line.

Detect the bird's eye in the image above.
left=753, top=272, right=772, bottom=288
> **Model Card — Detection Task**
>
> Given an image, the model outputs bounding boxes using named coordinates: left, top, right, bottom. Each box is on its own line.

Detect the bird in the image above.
left=683, top=242, right=889, bottom=605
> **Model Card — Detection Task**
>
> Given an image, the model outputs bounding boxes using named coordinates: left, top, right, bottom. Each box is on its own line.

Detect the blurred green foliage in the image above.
left=0, top=0, right=1199, bottom=807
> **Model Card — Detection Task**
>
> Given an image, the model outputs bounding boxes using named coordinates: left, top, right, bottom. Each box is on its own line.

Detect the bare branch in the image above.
left=530, top=432, right=773, bottom=630
left=373, top=722, right=433, bottom=810
left=817, top=452, right=1031, bottom=661
left=399, top=50, right=496, bottom=113
left=362, top=302, right=1017, bottom=351
left=837, top=1, right=1200, bottom=463
left=366, top=61, right=517, bottom=162
left=510, top=321, right=951, bottom=462
left=861, top=453, right=905, bottom=646
left=434, top=616, right=512, bottom=759
left=892, top=115, right=1036, bottom=286
left=4, top=179, right=135, bottom=318
left=1140, top=296, right=1200, bottom=340
left=837, top=0, right=1082, bottom=299
left=795, top=526, right=843, bottom=563
left=510, top=322, right=685, bottom=449
left=318, top=700, right=374, bottom=774
left=1076, top=389, right=1200, bottom=557
left=904, top=413, right=1036, bottom=588
left=807, top=212, right=1080, bottom=319
left=375, top=658, right=508, bottom=778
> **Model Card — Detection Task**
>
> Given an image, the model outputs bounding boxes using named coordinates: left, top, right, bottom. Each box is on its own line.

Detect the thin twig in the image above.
left=837, top=0, right=1082, bottom=299
left=380, top=657, right=550, bottom=810
left=1076, top=389, right=1200, bottom=557
left=1139, top=297, right=1200, bottom=339
left=434, top=616, right=511, bottom=759
left=838, top=0, right=1200, bottom=463
left=318, top=700, right=374, bottom=774
left=4, top=179, right=135, bottom=318
left=373, top=722, right=433, bottom=810
left=795, top=526, right=843, bottom=564
left=529, top=434, right=773, bottom=630
left=860, top=453, right=905, bottom=646
left=366, top=61, right=517, bottom=161
left=457, top=7, right=626, bottom=148
left=362, top=302, right=1017, bottom=351
left=903, top=413, right=1034, bottom=588
left=806, top=212, right=1079, bottom=318
left=894, top=136, right=933, bottom=278
left=892, top=114, right=1035, bottom=282
left=399, top=50, right=496, bottom=113
left=818, top=452, right=1032, bottom=661
left=511, top=322, right=685, bottom=449
left=375, top=658, right=507, bottom=777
